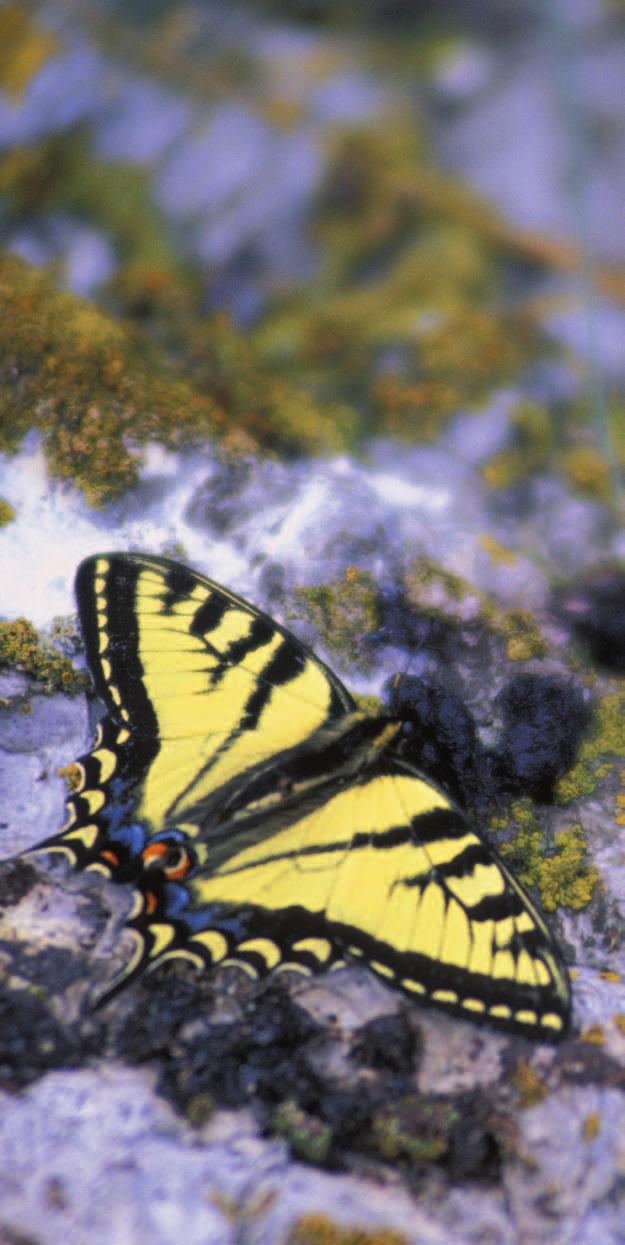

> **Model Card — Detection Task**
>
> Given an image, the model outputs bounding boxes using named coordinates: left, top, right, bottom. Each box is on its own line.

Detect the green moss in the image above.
left=0, top=131, right=186, bottom=287
left=482, top=401, right=555, bottom=490
left=555, top=690, right=625, bottom=803
left=287, top=1215, right=407, bottom=1245
left=0, top=251, right=367, bottom=505
left=0, top=499, right=15, bottom=526
left=403, top=556, right=483, bottom=622
left=371, top=1093, right=458, bottom=1166
left=255, top=120, right=547, bottom=442
left=0, top=618, right=87, bottom=694
left=84, top=3, right=259, bottom=104
left=403, top=556, right=546, bottom=660
left=500, top=812, right=599, bottom=913
left=0, top=251, right=227, bottom=504
left=0, top=3, right=58, bottom=98
left=497, top=611, right=547, bottom=662
left=293, top=569, right=381, bottom=673
left=273, top=1101, right=332, bottom=1166
left=558, top=445, right=613, bottom=502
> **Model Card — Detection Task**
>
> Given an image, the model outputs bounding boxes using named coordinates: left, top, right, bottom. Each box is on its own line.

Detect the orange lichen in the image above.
left=287, top=1213, right=407, bottom=1245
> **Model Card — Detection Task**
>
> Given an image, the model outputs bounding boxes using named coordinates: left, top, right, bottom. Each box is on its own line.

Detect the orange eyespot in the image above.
left=163, top=849, right=191, bottom=881
left=141, top=840, right=192, bottom=880
left=100, top=850, right=119, bottom=867
left=142, top=842, right=168, bottom=867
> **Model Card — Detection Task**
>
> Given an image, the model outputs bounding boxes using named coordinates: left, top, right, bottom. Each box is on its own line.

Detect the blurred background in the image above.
left=0, top=0, right=624, bottom=512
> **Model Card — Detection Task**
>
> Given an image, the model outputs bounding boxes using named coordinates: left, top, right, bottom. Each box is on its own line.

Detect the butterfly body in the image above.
left=29, top=552, right=571, bottom=1039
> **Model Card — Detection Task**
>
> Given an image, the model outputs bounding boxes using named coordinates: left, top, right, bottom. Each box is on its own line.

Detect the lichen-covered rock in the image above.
left=2, top=1, right=625, bottom=1243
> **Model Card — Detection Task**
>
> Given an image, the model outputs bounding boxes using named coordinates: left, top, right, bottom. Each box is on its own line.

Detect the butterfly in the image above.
left=28, top=552, right=571, bottom=1039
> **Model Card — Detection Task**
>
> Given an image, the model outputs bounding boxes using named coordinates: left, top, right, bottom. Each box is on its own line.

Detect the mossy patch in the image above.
left=555, top=689, right=625, bottom=803
left=511, top=1059, right=549, bottom=1108
left=273, top=1100, right=333, bottom=1166
left=255, top=121, right=547, bottom=441
left=371, top=1093, right=458, bottom=1166
left=0, top=251, right=226, bottom=504
left=293, top=569, right=381, bottom=672
left=402, top=556, right=546, bottom=660
left=287, top=1215, right=407, bottom=1245
left=497, top=611, right=547, bottom=662
left=0, top=499, right=15, bottom=526
left=500, top=806, right=599, bottom=913
left=0, top=250, right=365, bottom=505
left=559, top=446, right=613, bottom=502
left=403, top=556, right=485, bottom=626
left=0, top=129, right=189, bottom=287
left=481, top=401, right=555, bottom=490
left=0, top=2, right=58, bottom=98
left=0, top=618, right=87, bottom=694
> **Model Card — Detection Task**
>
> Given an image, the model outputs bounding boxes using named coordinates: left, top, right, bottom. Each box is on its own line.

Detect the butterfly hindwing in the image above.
left=122, top=758, right=570, bottom=1040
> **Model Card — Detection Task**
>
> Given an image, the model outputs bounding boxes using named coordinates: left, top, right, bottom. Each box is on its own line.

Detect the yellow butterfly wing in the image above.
left=32, top=552, right=356, bottom=875
left=122, top=756, right=571, bottom=1040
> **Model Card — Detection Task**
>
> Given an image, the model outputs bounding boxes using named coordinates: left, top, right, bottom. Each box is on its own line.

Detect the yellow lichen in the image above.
left=293, top=570, right=381, bottom=673
left=0, top=3, right=58, bottom=98
left=287, top=1215, right=407, bottom=1245
left=0, top=499, right=15, bottom=526
left=370, top=1095, right=457, bottom=1166
left=537, top=827, right=599, bottom=912
left=582, top=1112, right=601, bottom=1141
left=499, top=611, right=548, bottom=662
left=0, top=618, right=87, bottom=695
left=404, top=557, right=485, bottom=624
left=580, top=1025, right=605, bottom=1046
left=0, top=251, right=363, bottom=505
left=500, top=816, right=598, bottom=913
left=255, top=118, right=548, bottom=443
left=512, top=1060, right=549, bottom=1108
left=555, top=690, right=625, bottom=804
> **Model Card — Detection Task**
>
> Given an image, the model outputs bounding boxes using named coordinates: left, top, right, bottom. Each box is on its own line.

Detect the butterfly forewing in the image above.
left=31, top=552, right=355, bottom=873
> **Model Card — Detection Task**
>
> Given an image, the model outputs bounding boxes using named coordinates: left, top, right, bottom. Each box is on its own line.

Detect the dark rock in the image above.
left=351, top=1010, right=420, bottom=1076
left=491, top=674, right=590, bottom=801
left=557, top=569, right=625, bottom=671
